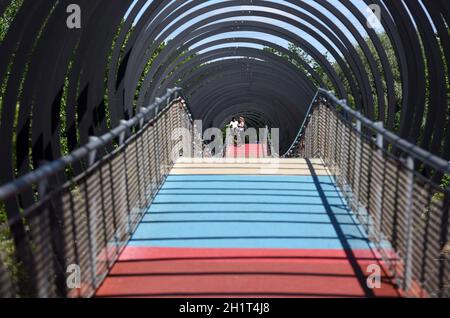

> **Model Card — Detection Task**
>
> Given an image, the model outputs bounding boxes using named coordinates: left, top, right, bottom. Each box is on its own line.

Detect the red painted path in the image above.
left=96, top=247, right=400, bottom=298
left=95, top=156, right=402, bottom=298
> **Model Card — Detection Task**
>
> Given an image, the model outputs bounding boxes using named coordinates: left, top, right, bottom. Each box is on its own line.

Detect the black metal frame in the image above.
left=0, top=0, right=449, bottom=298
left=1, top=1, right=448, bottom=183
left=286, top=89, right=450, bottom=298
left=0, top=87, right=186, bottom=297
left=285, top=89, right=450, bottom=177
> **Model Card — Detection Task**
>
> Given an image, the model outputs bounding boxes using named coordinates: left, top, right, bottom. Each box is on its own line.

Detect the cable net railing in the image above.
left=1, top=86, right=448, bottom=298
left=285, top=89, right=450, bottom=298
left=0, top=88, right=197, bottom=298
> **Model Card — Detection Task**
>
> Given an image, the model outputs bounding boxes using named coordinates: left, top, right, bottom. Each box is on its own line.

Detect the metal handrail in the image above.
left=283, top=90, right=319, bottom=157
left=298, top=97, right=450, bottom=297
left=0, top=87, right=195, bottom=298
left=284, top=88, right=450, bottom=176
left=0, top=87, right=184, bottom=202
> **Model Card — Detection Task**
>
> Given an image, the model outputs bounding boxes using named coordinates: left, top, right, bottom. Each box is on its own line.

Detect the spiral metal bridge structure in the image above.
left=0, top=0, right=449, bottom=298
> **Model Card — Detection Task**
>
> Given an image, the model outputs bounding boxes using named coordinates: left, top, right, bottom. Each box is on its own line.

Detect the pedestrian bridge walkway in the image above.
left=1, top=0, right=450, bottom=300
left=0, top=89, right=448, bottom=298
left=96, top=158, right=400, bottom=297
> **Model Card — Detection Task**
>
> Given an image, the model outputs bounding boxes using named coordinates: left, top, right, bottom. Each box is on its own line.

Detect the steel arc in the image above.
left=0, top=0, right=449, bottom=184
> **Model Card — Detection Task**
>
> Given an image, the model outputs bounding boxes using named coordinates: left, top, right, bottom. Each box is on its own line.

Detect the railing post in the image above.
left=403, top=156, right=415, bottom=292
left=155, top=98, right=162, bottom=117
left=139, top=107, right=150, bottom=202
left=338, top=99, right=348, bottom=183
left=306, top=119, right=311, bottom=158
left=38, top=169, right=67, bottom=297
left=353, top=117, right=362, bottom=213
left=78, top=138, right=103, bottom=293
left=139, top=108, right=147, bottom=129
left=372, top=122, right=384, bottom=241
left=119, top=120, right=129, bottom=146
left=308, top=114, right=313, bottom=157
left=316, top=104, right=323, bottom=158
left=153, top=106, right=163, bottom=186
left=134, top=114, right=145, bottom=210
left=88, top=137, right=100, bottom=166
left=312, top=111, right=316, bottom=157
left=119, top=119, right=133, bottom=236
left=37, top=178, right=50, bottom=298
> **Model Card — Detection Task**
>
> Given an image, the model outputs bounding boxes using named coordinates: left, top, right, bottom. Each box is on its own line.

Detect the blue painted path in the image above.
left=129, top=175, right=372, bottom=250
left=97, top=171, right=401, bottom=298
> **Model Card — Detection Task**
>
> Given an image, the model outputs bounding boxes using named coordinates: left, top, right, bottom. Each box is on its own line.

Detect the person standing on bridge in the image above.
left=238, top=117, right=246, bottom=131
left=238, top=117, right=246, bottom=146
left=228, top=117, right=239, bottom=145
left=229, top=117, right=238, bottom=132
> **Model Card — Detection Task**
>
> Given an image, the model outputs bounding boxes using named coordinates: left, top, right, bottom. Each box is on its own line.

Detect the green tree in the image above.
left=0, top=0, right=23, bottom=42
left=270, top=34, right=450, bottom=193
left=0, top=1, right=24, bottom=294
left=264, top=43, right=333, bottom=89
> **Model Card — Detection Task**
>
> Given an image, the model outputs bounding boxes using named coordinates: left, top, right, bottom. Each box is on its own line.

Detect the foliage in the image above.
left=134, top=41, right=167, bottom=110
left=267, top=34, right=450, bottom=192
left=264, top=44, right=333, bottom=89
left=1, top=1, right=23, bottom=253
left=442, top=174, right=450, bottom=189
left=0, top=0, right=23, bottom=42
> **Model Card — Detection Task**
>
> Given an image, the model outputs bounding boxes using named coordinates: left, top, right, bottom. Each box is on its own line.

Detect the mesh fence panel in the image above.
left=293, top=101, right=450, bottom=298
left=0, top=247, right=14, bottom=297
left=0, top=96, right=192, bottom=298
